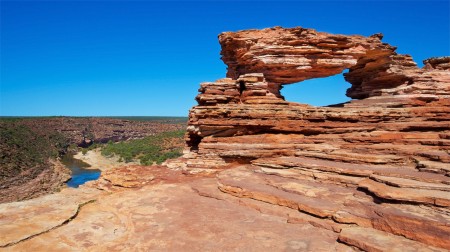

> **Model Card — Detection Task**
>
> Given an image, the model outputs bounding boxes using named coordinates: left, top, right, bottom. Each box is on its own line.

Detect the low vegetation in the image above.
left=100, top=130, right=185, bottom=165
left=0, top=121, right=70, bottom=185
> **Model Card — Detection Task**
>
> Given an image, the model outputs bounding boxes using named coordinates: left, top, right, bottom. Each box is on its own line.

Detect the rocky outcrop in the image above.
left=219, top=27, right=390, bottom=86
left=424, top=57, right=450, bottom=71
left=1, top=27, right=448, bottom=251
left=1, top=162, right=446, bottom=251
left=0, top=169, right=352, bottom=251
left=185, top=26, right=450, bottom=250
left=219, top=26, right=450, bottom=101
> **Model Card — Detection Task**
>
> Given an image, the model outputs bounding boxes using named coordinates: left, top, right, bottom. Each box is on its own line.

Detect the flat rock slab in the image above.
left=2, top=163, right=449, bottom=251
left=338, top=227, right=446, bottom=252
left=359, top=178, right=450, bottom=207
left=3, top=180, right=344, bottom=251
left=0, top=187, right=103, bottom=248
left=218, top=165, right=450, bottom=250
left=254, top=156, right=450, bottom=184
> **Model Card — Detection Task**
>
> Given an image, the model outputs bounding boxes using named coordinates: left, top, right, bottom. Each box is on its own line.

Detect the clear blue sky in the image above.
left=1, top=0, right=449, bottom=116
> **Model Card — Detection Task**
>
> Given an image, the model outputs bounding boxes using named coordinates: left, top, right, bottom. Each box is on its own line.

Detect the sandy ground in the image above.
left=73, top=149, right=139, bottom=171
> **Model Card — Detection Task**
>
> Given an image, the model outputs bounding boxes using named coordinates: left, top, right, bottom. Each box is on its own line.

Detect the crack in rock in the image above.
left=1, top=199, right=96, bottom=248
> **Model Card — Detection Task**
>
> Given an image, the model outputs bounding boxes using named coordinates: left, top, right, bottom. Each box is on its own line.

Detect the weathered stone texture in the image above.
left=2, top=26, right=448, bottom=252
left=186, top=26, right=450, bottom=250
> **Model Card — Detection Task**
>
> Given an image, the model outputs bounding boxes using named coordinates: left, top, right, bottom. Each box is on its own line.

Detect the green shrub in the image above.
left=99, top=130, right=184, bottom=165
left=87, top=143, right=98, bottom=150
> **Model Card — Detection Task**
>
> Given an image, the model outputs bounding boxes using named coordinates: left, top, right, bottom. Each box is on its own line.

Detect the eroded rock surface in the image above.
left=185, top=26, right=450, bottom=250
left=0, top=186, right=103, bottom=248
left=0, top=166, right=354, bottom=251
left=1, top=164, right=446, bottom=251
left=219, top=27, right=390, bottom=87
left=1, top=26, right=449, bottom=251
left=219, top=26, right=449, bottom=100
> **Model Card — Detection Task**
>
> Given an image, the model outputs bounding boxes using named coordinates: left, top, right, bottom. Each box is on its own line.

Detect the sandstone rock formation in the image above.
left=1, top=26, right=448, bottom=251
left=1, top=164, right=446, bottom=251
left=0, top=168, right=354, bottom=251
left=185, top=26, right=450, bottom=250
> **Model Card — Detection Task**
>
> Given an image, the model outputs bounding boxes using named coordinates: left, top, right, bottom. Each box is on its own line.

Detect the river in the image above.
left=61, top=155, right=101, bottom=188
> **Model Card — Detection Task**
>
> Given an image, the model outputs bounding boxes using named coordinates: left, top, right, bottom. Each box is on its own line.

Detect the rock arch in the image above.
left=187, top=25, right=449, bottom=171
left=182, top=26, right=450, bottom=250
left=219, top=26, right=419, bottom=99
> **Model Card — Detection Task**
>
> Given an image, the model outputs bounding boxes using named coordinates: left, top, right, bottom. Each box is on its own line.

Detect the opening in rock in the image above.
left=281, top=71, right=351, bottom=106
left=187, top=133, right=202, bottom=151
left=239, top=80, right=246, bottom=96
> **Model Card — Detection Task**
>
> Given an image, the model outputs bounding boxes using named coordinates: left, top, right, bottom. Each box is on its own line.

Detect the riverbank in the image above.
left=73, top=149, right=138, bottom=171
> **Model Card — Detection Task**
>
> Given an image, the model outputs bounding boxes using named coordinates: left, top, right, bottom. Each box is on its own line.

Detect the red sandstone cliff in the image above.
left=1, top=27, right=449, bottom=251
left=185, top=26, right=450, bottom=250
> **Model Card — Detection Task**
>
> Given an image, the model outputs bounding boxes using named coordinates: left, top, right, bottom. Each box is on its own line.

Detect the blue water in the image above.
left=62, top=155, right=101, bottom=188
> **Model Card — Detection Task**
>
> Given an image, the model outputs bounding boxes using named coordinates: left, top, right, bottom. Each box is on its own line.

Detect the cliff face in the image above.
left=186, top=26, right=450, bottom=250
left=0, top=121, right=71, bottom=203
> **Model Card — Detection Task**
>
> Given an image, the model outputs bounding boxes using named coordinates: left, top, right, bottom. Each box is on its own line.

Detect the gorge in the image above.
left=0, top=117, right=185, bottom=203
left=1, top=26, right=449, bottom=251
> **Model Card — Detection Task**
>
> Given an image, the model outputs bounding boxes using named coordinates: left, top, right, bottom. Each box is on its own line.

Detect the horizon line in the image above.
left=0, top=115, right=189, bottom=118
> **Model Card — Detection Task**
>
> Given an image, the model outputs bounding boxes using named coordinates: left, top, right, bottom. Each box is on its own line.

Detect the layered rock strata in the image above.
left=2, top=165, right=446, bottom=251
left=185, top=26, right=450, bottom=250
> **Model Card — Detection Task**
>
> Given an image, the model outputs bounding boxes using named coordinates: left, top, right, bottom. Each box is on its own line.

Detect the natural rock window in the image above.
left=184, top=26, right=450, bottom=251
left=281, top=71, right=351, bottom=106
